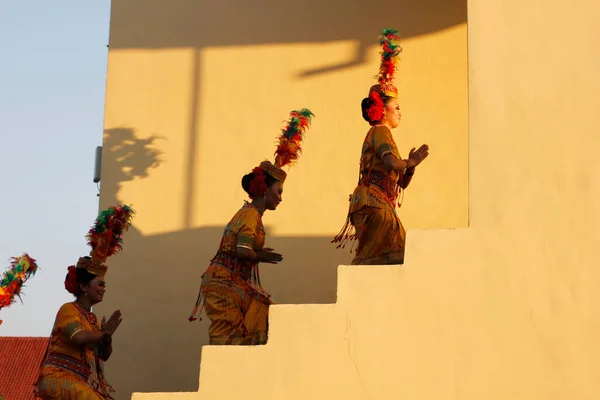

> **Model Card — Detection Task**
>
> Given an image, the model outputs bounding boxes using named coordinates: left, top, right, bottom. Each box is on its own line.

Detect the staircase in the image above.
left=129, top=0, right=600, bottom=396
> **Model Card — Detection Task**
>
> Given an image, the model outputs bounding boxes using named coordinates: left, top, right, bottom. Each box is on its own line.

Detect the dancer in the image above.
left=0, top=253, right=39, bottom=325
left=189, top=109, right=314, bottom=345
left=333, top=28, right=430, bottom=265
left=35, top=205, right=134, bottom=400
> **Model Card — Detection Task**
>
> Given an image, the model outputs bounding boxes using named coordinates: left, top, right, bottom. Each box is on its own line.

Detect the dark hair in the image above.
left=241, top=172, right=279, bottom=198
left=64, top=257, right=101, bottom=296
left=75, top=257, right=98, bottom=293
left=77, top=264, right=98, bottom=285
left=361, top=94, right=393, bottom=124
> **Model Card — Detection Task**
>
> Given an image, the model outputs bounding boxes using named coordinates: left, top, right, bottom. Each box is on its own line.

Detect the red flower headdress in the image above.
left=366, top=28, right=403, bottom=124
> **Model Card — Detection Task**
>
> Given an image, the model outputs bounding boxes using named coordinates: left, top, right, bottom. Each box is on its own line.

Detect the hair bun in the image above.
left=241, top=172, right=254, bottom=195
left=361, top=97, right=375, bottom=123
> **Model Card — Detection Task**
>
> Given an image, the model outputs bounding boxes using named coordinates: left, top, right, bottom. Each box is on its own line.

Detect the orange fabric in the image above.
left=35, top=302, right=114, bottom=400
left=350, top=206, right=406, bottom=265
left=350, top=125, right=402, bottom=213
left=190, top=202, right=271, bottom=345
left=203, top=266, right=269, bottom=345
left=361, top=126, right=401, bottom=181
left=335, top=125, right=406, bottom=265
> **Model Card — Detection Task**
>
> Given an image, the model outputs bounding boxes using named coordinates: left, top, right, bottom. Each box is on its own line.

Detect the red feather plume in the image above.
left=274, top=109, right=315, bottom=169
left=376, top=28, right=402, bottom=85
left=87, top=205, right=135, bottom=263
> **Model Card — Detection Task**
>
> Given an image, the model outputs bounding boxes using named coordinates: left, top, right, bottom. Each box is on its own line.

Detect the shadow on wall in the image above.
left=107, top=0, right=468, bottom=232
left=109, top=0, right=467, bottom=78
left=99, top=0, right=467, bottom=397
left=102, top=128, right=165, bottom=198
left=98, top=127, right=352, bottom=396
left=104, top=225, right=351, bottom=396
left=109, top=0, right=466, bottom=77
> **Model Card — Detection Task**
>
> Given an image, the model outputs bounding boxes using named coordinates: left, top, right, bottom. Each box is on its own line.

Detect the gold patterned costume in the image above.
left=333, top=28, right=410, bottom=265
left=35, top=205, right=134, bottom=399
left=189, top=109, right=314, bottom=345
left=348, top=125, right=407, bottom=264
left=35, top=302, right=114, bottom=399
left=193, top=202, right=271, bottom=345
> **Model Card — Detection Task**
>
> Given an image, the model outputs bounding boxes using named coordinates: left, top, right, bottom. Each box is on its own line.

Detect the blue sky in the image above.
left=0, top=1, right=110, bottom=336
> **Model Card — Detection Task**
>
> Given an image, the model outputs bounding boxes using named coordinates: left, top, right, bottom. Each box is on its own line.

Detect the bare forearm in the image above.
left=236, top=247, right=276, bottom=263
left=383, top=154, right=415, bottom=172
left=399, top=168, right=415, bottom=189
left=71, top=330, right=106, bottom=347
left=100, top=342, right=113, bottom=361
left=237, top=247, right=258, bottom=262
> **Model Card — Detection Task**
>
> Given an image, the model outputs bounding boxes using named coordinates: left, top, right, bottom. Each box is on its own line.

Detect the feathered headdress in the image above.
left=0, top=254, right=39, bottom=325
left=75, top=204, right=135, bottom=277
left=253, top=108, right=315, bottom=187
left=370, top=28, right=403, bottom=99
left=274, top=108, right=315, bottom=170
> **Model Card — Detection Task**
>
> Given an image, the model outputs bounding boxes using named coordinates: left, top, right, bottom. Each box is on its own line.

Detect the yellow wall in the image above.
left=129, top=0, right=600, bottom=398
left=96, top=0, right=468, bottom=398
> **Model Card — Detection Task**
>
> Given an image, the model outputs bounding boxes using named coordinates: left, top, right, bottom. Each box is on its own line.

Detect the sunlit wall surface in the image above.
left=96, top=0, right=468, bottom=398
